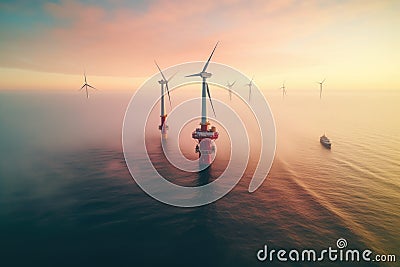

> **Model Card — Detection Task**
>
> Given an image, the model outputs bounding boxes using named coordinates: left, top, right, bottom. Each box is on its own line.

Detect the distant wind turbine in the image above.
left=280, top=81, right=287, bottom=99
left=318, top=78, right=325, bottom=99
left=79, top=71, right=97, bottom=99
left=155, top=60, right=173, bottom=108
left=155, top=60, right=175, bottom=135
left=226, top=80, right=236, bottom=100
left=245, top=76, right=254, bottom=102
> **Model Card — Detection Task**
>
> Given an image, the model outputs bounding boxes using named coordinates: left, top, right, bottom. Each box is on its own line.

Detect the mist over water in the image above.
left=0, top=90, right=399, bottom=266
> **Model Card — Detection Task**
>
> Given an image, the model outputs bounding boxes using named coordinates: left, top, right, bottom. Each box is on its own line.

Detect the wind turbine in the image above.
left=280, top=81, right=287, bottom=99
left=186, top=41, right=218, bottom=122
left=154, top=60, right=174, bottom=136
left=226, top=80, right=236, bottom=100
left=245, top=76, right=254, bottom=102
left=318, top=78, right=326, bottom=99
left=79, top=71, right=97, bottom=99
left=185, top=42, right=219, bottom=165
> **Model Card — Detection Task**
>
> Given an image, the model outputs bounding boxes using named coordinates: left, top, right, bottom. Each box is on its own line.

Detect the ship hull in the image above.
left=320, top=141, right=331, bottom=149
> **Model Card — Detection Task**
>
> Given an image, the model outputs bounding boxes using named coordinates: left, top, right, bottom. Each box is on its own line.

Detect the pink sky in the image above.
left=0, top=0, right=399, bottom=90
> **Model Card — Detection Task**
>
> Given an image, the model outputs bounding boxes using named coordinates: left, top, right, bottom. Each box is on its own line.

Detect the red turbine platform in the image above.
left=193, top=123, right=218, bottom=165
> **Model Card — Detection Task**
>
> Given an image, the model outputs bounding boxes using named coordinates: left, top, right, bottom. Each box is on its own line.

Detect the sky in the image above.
left=0, top=0, right=399, bottom=91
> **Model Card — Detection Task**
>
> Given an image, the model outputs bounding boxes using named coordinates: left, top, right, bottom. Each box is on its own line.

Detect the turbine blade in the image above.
left=249, top=86, right=251, bottom=102
left=322, top=78, right=326, bottom=83
left=154, top=60, right=167, bottom=82
left=165, top=82, right=172, bottom=108
left=79, top=84, right=85, bottom=91
left=167, top=71, right=177, bottom=83
left=206, top=82, right=216, bottom=117
left=202, top=41, right=219, bottom=73
left=227, top=81, right=235, bottom=88
left=185, top=73, right=201, bottom=77
left=87, top=84, right=97, bottom=90
left=155, top=61, right=172, bottom=107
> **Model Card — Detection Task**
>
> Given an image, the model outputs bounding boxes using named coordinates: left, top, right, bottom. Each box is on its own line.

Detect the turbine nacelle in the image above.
left=201, top=72, right=212, bottom=79
left=185, top=71, right=212, bottom=79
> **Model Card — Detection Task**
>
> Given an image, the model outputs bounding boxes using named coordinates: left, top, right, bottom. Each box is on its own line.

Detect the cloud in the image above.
left=0, top=0, right=398, bottom=89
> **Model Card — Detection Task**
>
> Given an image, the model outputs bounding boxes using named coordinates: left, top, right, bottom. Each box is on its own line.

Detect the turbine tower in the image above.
left=226, top=81, right=236, bottom=100
left=186, top=42, right=219, bottom=166
left=280, top=81, right=287, bottom=99
left=318, top=78, right=326, bottom=99
left=245, top=76, right=254, bottom=102
left=155, top=60, right=173, bottom=138
left=79, top=71, right=97, bottom=98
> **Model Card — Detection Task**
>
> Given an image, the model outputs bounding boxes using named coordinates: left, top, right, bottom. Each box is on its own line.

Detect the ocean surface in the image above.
left=0, top=89, right=399, bottom=266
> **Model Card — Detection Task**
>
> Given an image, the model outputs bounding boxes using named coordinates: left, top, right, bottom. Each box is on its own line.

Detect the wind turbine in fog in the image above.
left=318, top=78, right=325, bottom=99
left=155, top=60, right=173, bottom=108
left=155, top=60, right=175, bottom=136
left=245, top=76, right=254, bottom=102
left=79, top=71, right=97, bottom=99
left=226, top=80, right=236, bottom=100
left=280, top=81, right=287, bottom=99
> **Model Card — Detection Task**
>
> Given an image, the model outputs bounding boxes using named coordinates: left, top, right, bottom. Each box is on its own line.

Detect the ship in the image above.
left=320, top=134, right=331, bottom=149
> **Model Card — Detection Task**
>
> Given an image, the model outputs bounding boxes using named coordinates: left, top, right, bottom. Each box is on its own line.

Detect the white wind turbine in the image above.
left=185, top=41, right=219, bottom=125
left=280, top=81, right=287, bottom=99
left=154, top=60, right=175, bottom=133
left=79, top=71, right=97, bottom=99
left=245, top=76, right=254, bottom=102
left=318, top=78, right=326, bottom=99
left=226, top=80, right=236, bottom=100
